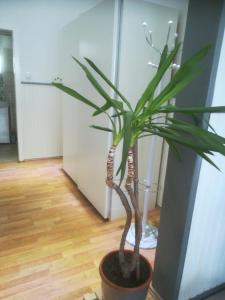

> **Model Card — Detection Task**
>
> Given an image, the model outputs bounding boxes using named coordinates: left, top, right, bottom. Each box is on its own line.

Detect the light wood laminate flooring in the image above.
left=0, top=158, right=160, bottom=299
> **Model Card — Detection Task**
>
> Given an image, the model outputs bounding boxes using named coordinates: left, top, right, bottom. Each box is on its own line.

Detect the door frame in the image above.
left=0, top=28, right=24, bottom=161
left=152, top=0, right=225, bottom=298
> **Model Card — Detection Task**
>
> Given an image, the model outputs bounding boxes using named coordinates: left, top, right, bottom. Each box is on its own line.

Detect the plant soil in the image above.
left=102, top=251, right=151, bottom=288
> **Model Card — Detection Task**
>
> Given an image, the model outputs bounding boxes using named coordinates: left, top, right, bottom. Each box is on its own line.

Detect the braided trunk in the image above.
left=125, top=148, right=142, bottom=279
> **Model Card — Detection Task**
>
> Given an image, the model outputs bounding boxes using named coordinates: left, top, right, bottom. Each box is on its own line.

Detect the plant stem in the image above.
left=114, top=185, right=133, bottom=278
left=106, top=145, right=133, bottom=278
left=106, top=145, right=117, bottom=188
left=106, top=146, right=142, bottom=280
left=133, top=142, right=139, bottom=201
left=125, top=148, right=142, bottom=280
left=132, top=142, right=141, bottom=279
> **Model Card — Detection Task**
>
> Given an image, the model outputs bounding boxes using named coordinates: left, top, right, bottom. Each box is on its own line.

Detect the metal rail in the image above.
left=21, top=81, right=52, bottom=86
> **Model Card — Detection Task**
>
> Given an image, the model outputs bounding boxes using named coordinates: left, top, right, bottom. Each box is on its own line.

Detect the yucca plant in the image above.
left=53, top=42, right=225, bottom=281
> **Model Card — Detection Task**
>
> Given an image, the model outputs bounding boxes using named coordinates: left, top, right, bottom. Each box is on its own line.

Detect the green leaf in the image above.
left=135, top=43, right=181, bottom=115
left=168, top=118, right=225, bottom=146
left=149, top=45, right=211, bottom=111
left=158, top=45, right=168, bottom=69
left=202, top=117, right=216, bottom=133
left=52, top=82, right=100, bottom=110
left=170, top=45, right=211, bottom=88
left=92, top=102, right=111, bottom=116
left=148, top=125, right=212, bottom=153
left=165, top=138, right=182, bottom=161
left=149, top=117, right=225, bottom=162
left=160, top=105, right=225, bottom=114
left=190, top=113, right=216, bottom=134
left=111, top=111, right=127, bottom=118
left=93, top=99, right=124, bottom=116
left=196, top=151, right=220, bottom=171
left=90, top=125, right=112, bottom=132
left=150, top=69, right=201, bottom=111
left=84, top=57, right=132, bottom=111
left=72, top=57, right=124, bottom=112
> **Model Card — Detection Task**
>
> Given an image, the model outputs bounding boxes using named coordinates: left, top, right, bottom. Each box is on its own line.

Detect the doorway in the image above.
left=0, top=29, right=18, bottom=162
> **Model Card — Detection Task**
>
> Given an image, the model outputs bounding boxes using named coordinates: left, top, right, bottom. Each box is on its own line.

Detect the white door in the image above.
left=61, top=0, right=118, bottom=218
left=110, top=0, right=178, bottom=218
left=61, top=0, right=178, bottom=219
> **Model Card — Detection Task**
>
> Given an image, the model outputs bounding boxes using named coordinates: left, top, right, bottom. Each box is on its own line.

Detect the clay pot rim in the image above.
left=99, top=249, right=152, bottom=292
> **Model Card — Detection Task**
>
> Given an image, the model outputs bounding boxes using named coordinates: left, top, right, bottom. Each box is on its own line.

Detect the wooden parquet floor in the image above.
left=0, top=158, right=160, bottom=300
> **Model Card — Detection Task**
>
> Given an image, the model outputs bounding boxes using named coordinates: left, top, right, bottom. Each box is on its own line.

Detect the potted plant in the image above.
left=53, top=42, right=225, bottom=300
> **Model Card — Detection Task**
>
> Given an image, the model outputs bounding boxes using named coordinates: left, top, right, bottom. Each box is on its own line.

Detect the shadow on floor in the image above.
left=0, top=144, right=17, bottom=162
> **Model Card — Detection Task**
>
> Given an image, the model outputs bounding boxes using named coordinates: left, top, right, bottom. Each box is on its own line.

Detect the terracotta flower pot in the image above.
left=99, top=250, right=152, bottom=300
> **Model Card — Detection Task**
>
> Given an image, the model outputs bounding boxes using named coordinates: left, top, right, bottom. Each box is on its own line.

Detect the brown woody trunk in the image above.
left=125, top=148, right=142, bottom=279
left=106, top=146, right=142, bottom=280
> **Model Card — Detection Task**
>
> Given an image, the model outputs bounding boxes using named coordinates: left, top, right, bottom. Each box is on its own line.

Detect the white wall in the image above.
left=145, top=0, right=189, bottom=43
left=179, top=26, right=225, bottom=300
left=0, top=0, right=101, bottom=160
left=0, top=0, right=101, bottom=82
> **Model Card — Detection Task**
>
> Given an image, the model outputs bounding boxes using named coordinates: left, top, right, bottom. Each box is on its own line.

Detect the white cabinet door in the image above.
left=110, top=0, right=178, bottom=218
left=61, top=0, right=118, bottom=218
left=61, top=0, right=178, bottom=219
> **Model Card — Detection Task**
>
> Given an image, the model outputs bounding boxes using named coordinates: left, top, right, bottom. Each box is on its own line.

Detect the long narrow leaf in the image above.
left=111, top=111, right=127, bottom=118
left=196, top=151, right=220, bottom=170
left=167, top=45, right=211, bottom=88
left=169, top=124, right=225, bottom=155
left=160, top=105, right=225, bottom=114
left=149, top=45, right=211, bottom=110
left=153, top=119, right=225, bottom=158
left=165, top=138, right=182, bottom=161
left=93, top=102, right=111, bottom=116
left=149, top=126, right=212, bottom=153
left=52, top=82, right=100, bottom=110
left=190, top=113, right=217, bottom=134
left=202, top=116, right=216, bottom=133
left=93, top=99, right=124, bottom=116
left=150, top=69, right=201, bottom=111
left=158, top=45, right=168, bottom=69
left=135, top=43, right=181, bottom=115
left=90, top=125, right=112, bottom=132
left=72, top=57, right=124, bottom=112
left=168, top=118, right=225, bottom=145
left=84, top=57, right=132, bottom=111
